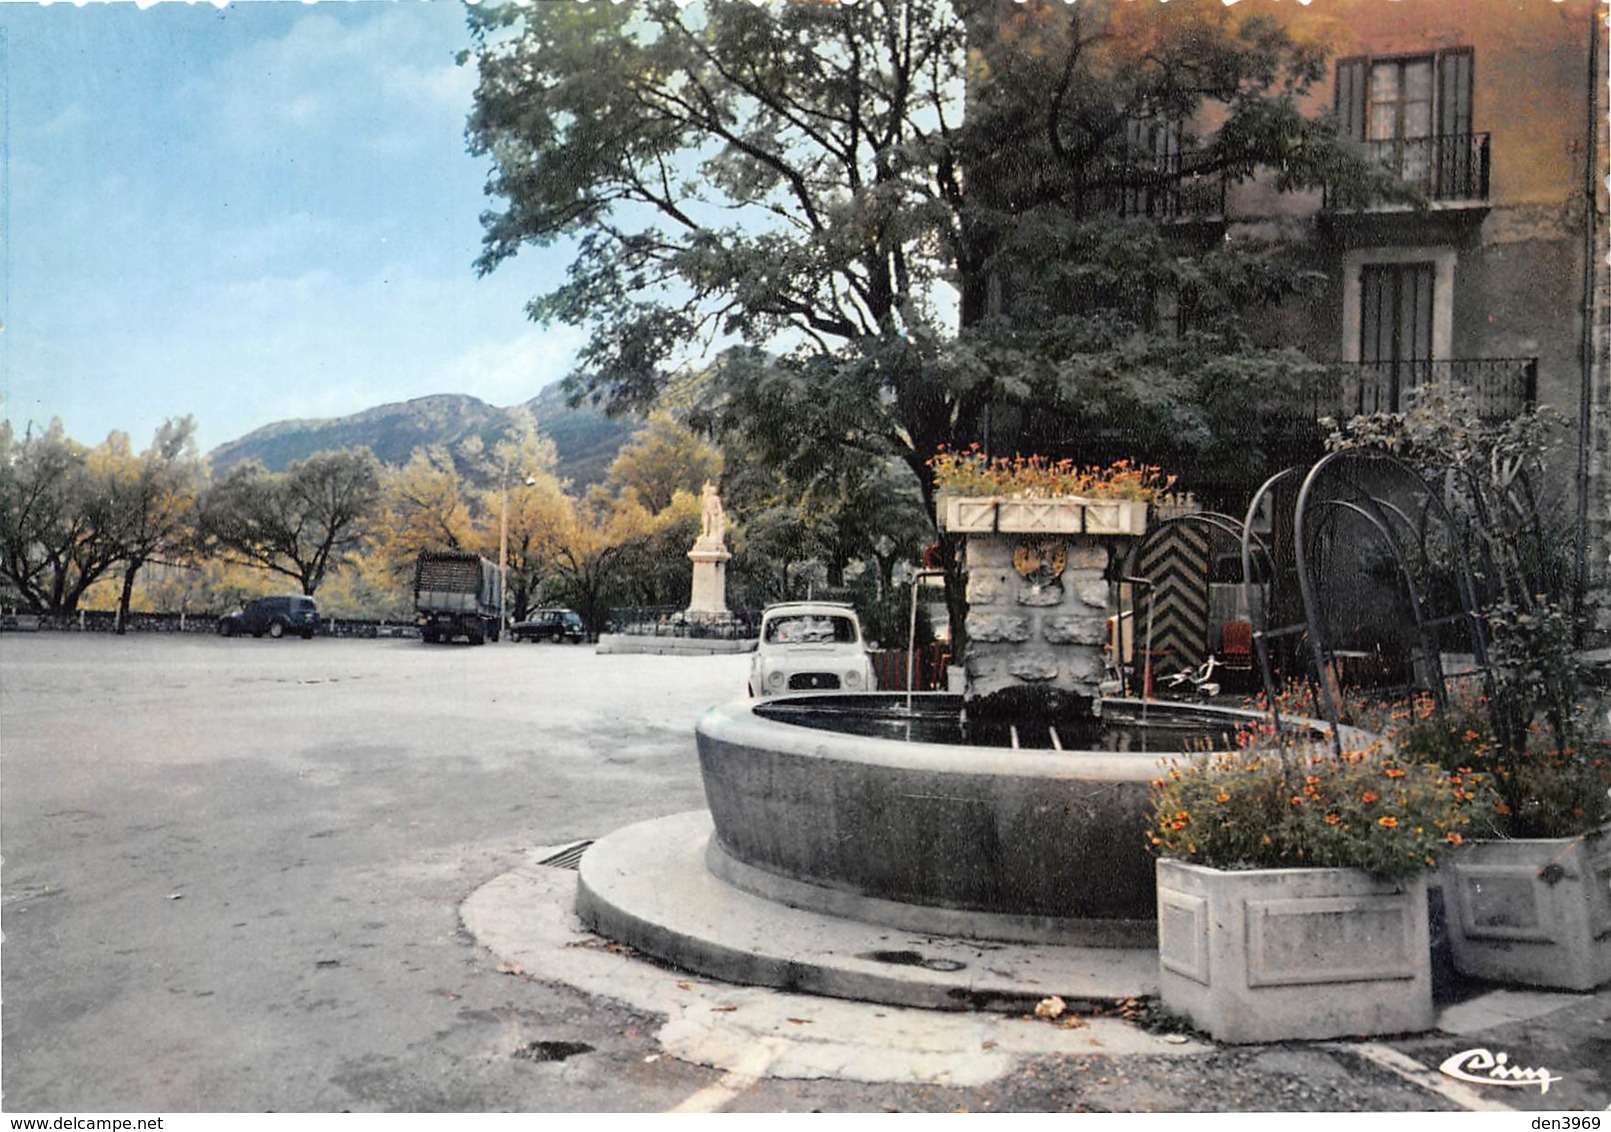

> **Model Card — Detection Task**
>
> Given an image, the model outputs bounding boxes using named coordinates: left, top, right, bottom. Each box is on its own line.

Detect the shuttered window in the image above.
left=1336, top=50, right=1475, bottom=197
left=1359, top=263, right=1435, bottom=413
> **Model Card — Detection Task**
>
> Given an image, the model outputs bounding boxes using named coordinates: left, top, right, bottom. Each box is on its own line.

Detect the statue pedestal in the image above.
left=687, top=540, right=732, bottom=617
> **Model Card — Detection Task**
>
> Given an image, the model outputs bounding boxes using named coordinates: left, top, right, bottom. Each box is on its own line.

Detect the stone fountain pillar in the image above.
left=686, top=482, right=732, bottom=617
left=940, top=496, right=1148, bottom=703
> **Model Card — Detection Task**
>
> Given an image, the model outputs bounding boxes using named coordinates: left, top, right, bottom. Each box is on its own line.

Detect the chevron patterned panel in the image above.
left=1135, top=524, right=1212, bottom=673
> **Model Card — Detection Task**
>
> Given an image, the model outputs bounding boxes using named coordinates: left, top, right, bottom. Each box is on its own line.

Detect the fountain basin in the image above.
left=697, top=693, right=1343, bottom=948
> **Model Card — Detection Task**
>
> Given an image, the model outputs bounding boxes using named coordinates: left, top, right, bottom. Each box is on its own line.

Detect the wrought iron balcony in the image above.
left=1318, top=357, right=1537, bottom=419
left=1080, top=167, right=1227, bottom=222
left=1325, top=132, right=1491, bottom=209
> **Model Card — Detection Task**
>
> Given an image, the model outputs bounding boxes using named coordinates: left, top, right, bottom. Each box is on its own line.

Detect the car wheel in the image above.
left=268, top=621, right=285, bottom=639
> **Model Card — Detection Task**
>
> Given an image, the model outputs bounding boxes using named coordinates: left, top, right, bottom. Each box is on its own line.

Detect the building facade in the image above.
left=1226, top=0, right=1608, bottom=631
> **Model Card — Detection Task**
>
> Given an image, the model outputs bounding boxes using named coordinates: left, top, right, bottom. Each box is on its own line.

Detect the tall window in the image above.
left=1336, top=50, right=1476, bottom=198
left=1358, top=262, right=1435, bottom=413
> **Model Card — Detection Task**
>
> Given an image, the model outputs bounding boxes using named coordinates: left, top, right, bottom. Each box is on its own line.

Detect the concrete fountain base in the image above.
left=575, top=809, right=1158, bottom=1013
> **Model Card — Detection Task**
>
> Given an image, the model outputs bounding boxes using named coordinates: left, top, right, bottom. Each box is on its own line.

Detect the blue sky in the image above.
left=0, top=0, right=583, bottom=454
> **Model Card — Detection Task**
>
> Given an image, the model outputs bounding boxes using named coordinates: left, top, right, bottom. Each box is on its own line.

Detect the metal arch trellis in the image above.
left=1240, top=467, right=1302, bottom=738
left=1266, top=449, right=1493, bottom=752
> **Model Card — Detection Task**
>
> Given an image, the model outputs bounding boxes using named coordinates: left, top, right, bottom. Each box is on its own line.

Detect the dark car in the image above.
left=510, top=608, right=585, bottom=643
left=218, top=595, right=320, bottom=640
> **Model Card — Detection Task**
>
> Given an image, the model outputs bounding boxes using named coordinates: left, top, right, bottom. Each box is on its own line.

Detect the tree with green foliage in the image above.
left=0, top=419, right=124, bottom=614
left=463, top=0, right=1391, bottom=643
left=98, top=417, right=205, bottom=634
left=471, top=429, right=571, bottom=623
left=200, top=449, right=382, bottom=596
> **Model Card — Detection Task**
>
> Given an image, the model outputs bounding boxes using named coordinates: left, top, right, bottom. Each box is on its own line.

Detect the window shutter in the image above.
left=1437, top=48, right=1474, bottom=138
left=1336, top=57, right=1368, bottom=141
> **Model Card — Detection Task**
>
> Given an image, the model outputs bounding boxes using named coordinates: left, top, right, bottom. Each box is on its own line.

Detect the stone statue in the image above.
left=699, top=482, right=726, bottom=545
left=688, top=482, right=731, bottom=616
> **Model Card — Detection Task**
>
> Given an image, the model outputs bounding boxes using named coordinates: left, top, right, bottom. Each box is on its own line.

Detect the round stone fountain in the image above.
left=574, top=495, right=1348, bottom=1007
left=692, top=693, right=1287, bottom=947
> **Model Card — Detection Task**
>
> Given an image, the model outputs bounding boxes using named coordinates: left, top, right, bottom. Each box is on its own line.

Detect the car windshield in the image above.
left=764, top=614, right=858, bottom=645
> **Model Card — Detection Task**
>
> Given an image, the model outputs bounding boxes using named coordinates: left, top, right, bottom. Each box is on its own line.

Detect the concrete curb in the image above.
left=573, top=809, right=1159, bottom=1012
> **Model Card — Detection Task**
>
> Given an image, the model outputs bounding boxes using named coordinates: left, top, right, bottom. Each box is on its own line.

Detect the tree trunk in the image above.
left=116, top=559, right=142, bottom=636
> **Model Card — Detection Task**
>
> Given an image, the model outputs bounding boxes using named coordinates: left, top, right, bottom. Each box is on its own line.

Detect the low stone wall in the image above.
left=596, top=633, right=756, bottom=656
left=0, top=610, right=418, bottom=639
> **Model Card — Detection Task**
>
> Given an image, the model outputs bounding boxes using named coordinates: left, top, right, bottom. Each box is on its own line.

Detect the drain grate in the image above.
left=535, top=840, right=595, bottom=871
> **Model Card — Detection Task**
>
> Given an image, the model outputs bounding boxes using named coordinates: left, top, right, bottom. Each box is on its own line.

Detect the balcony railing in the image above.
left=1325, top=132, right=1491, bottom=209
left=1081, top=167, right=1227, bottom=222
left=1316, top=357, right=1537, bottom=419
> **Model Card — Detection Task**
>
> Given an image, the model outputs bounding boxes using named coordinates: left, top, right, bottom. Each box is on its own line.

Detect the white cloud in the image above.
left=201, top=6, right=475, bottom=160
left=435, top=325, right=588, bottom=407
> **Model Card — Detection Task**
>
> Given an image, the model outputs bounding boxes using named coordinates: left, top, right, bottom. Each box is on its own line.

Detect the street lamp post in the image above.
left=499, top=465, right=510, bottom=640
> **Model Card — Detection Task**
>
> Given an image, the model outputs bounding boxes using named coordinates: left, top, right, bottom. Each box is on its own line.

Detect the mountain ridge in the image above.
left=206, top=384, right=637, bottom=489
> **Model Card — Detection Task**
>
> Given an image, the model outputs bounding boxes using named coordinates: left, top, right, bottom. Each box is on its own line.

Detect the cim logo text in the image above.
left=1439, top=1048, right=1564, bottom=1095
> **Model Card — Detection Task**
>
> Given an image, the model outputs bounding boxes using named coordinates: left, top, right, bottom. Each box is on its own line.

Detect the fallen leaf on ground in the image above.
left=1034, top=995, right=1066, bottom=1019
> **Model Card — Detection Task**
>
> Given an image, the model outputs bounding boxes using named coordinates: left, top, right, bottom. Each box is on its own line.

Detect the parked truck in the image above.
left=413, top=551, right=504, bottom=644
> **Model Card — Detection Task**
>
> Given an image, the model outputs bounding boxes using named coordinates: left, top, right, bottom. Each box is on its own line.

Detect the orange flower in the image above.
left=1378, top=816, right=1399, bottom=828
left=1361, top=791, right=1380, bottom=804
left=1446, top=832, right=1464, bottom=845
left=1385, top=768, right=1407, bottom=779
left=1215, top=793, right=1230, bottom=803
left=1324, top=813, right=1341, bottom=825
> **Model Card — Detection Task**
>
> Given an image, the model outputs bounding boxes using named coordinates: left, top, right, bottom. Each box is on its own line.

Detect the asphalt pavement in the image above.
left=1, top=632, right=1606, bottom=1114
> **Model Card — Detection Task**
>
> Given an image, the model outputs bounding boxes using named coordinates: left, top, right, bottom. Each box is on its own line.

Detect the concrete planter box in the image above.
left=1439, top=826, right=1611, bottom=991
left=940, top=495, right=1148, bottom=537
left=1156, top=858, right=1433, bottom=1043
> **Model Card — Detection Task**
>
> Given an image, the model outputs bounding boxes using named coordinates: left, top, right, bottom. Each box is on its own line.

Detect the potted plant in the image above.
left=1391, top=670, right=1611, bottom=992
left=928, top=446, right=1172, bottom=536
left=1324, top=391, right=1611, bottom=991
left=1149, top=736, right=1494, bottom=1043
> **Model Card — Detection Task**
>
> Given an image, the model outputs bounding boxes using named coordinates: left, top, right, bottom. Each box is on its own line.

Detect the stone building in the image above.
left=1233, top=0, right=1609, bottom=632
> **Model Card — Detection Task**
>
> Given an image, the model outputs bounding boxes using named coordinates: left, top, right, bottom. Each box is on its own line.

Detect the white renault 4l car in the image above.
left=749, top=601, right=876, bottom=697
